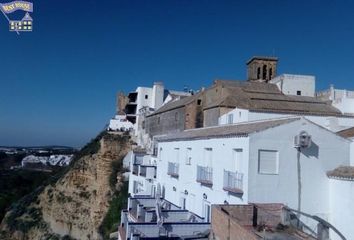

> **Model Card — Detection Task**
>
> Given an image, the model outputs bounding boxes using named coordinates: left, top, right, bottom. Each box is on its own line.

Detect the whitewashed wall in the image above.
left=333, top=98, right=354, bottom=115
left=248, top=119, right=351, bottom=224
left=218, top=108, right=354, bottom=132
left=156, top=137, right=250, bottom=218
left=329, top=178, right=354, bottom=240
left=270, top=74, right=315, bottom=97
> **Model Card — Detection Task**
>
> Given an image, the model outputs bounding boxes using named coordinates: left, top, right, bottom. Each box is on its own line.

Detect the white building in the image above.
left=152, top=117, right=352, bottom=239
left=124, top=82, right=190, bottom=134
left=317, top=84, right=354, bottom=115
left=219, top=107, right=354, bottom=132
left=270, top=74, right=315, bottom=97
left=108, top=114, right=134, bottom=131
left=128, top=149, right=158, bottom=197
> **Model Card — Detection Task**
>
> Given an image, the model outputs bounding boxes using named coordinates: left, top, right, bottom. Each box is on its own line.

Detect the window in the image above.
left=258, top=150, right=279, bottom=174
left=203, top=201, right=211, bottom=222
left=262, top=65, right=267, bottom=80
left=257, top=67, right=261, bottom=79
left=159, top=148, right=163, bottom=161
left=186, top=148, right=192, bottom=165
left=197, top=99, right=202, bottom=105
left=297, top=90, right=301, bottom=96
left=145, top=94, right=148, bottom=99
left=204, top=148, right=213, bottom=166
left=269, top=68, right=273, bottom=80
left=227, top=114, right=234, bottom=124
left=174, top=148, right=180, bottom=163
left=232, top=149, right=243, bottom=172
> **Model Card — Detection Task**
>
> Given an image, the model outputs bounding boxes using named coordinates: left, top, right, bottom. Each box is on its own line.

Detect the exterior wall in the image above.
left=248, top=119, right=351, bottom=224
left=350, top=141, right=354, bottom=166
left=152, top=82, right=164, bottom=109
left=146, top=107, right=186, bottom=137
left=117, top=92, right=128, bottom=114
left=156, top=137, right=250, bottom=218
left=135, top=87, right=153, bottom=134
left=329, top=178, right=354, bottom=240
left=270, top=74, right=315, bottom=97
left=317, top=85, right=354, bottom=115
left=211, top=206, right=257, bottom=240
left=128, top=154, right=157, bottom=196
left=219, top=108, right=250, bottom=125
left=332, top=98, right=354, bottom=115
left=219, top=109, right=354, bottom=132
left=185, top=100, right=203, bottom=129
left=204, top=108, right=220, bottom=127
left=108, top=115, right=134, bottom=131
left=247, top=58, right=277, bottom=82
left=136, top=87, right=153, bottom=112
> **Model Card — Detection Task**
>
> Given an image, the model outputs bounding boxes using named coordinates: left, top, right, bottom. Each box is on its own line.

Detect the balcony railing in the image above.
left=167, top=162, right=179, bottom=178
left=132, top=165, right=139, bottom=175
left=223, top=170, right=244, bottom=194
left=139, top=165, right=156, bottom=179
left=196, top=165, right=213, bottom=185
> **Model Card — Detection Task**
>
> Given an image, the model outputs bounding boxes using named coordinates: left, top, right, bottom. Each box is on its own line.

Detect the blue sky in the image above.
left=0, top=0, right=353, bottom=147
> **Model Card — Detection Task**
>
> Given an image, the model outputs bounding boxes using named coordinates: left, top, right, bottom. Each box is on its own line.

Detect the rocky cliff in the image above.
left=0, top=132, right=132, bottom=240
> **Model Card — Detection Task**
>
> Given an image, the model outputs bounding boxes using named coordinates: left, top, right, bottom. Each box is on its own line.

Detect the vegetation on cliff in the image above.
left=100, top=153, right=129, bottom=239
left=0, top=131, right=131, bottom=240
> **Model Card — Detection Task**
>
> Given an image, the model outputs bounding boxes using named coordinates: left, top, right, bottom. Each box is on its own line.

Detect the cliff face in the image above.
left=0, top=132, right=131, bottom=240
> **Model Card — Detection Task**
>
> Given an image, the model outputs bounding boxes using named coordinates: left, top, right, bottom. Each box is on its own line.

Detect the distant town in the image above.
left=0, top=146, right=76, bottom=170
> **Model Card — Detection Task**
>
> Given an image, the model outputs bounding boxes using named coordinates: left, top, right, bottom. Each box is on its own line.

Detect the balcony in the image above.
left=167, top=162, right=179, bottom=178
left=223, top=170, right=244, bottom=194
left=196, top=165, right=213, bottom=186
left=139, top=165, right=157, bottom=179
left=132, top=164, right=139, bottom=175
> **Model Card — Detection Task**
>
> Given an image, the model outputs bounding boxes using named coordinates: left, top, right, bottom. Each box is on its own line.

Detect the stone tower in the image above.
left=247, top=56, right=278, bottom=82
left=117, top=92, right=128, bottom=115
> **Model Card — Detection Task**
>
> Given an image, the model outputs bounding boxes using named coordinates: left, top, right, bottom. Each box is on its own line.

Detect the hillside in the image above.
left=0, top=132, right=132, bottom=240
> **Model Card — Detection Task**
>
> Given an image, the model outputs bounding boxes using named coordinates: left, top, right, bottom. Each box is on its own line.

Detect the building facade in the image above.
left=153, top=117, right=351, bottom=234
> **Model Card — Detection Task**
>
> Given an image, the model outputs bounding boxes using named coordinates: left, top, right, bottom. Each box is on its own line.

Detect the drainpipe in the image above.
left=296, top=148, right=302, bottom=223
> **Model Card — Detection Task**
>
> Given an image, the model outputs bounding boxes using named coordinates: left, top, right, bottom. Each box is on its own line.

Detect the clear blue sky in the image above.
left=0, top=0, right=353, bottom=147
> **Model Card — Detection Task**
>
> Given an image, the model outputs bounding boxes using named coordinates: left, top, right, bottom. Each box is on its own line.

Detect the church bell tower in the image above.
left=247, top=56, right=278, bottom=82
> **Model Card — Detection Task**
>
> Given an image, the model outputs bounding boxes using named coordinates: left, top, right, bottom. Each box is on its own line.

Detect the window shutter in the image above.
left=258, top=150, right=278, bottom=174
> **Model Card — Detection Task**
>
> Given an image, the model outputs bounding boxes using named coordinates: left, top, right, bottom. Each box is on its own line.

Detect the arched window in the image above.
left=262, top=65, right=267, bottom=80
left=269, top=68, right=273, bottom=80
left=257, top=67, right=261, bottom=79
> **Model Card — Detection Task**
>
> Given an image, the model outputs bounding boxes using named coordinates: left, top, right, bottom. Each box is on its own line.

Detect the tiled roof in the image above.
left=156, top=117, right=300, bottom=142
left=205, top=80, right=342, bottom=116
left=148, top=92, right=201, bottom=116
left=336, top=127, right=354, bottom=138
left=327, top=166, right=354, bottom=180
left=148, top=80, right=342, bottom=117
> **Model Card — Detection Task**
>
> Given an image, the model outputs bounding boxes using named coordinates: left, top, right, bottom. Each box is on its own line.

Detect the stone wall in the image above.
left=146, top=107, right=186, bottom=137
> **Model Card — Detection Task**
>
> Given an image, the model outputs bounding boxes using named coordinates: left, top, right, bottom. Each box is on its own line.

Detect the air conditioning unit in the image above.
left=294, top=131, right=312, bottom=148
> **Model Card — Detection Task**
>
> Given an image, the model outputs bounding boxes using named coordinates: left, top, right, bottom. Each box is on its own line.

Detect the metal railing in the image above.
left=132, top=165, right=139, bottom=175
left=196, top=165, right=213, bottom=185
left=139, top=166, right=147, bottom=177
left=223, top=170, right=243, bottom=193
left=167, top=162, right=179, bottom=177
